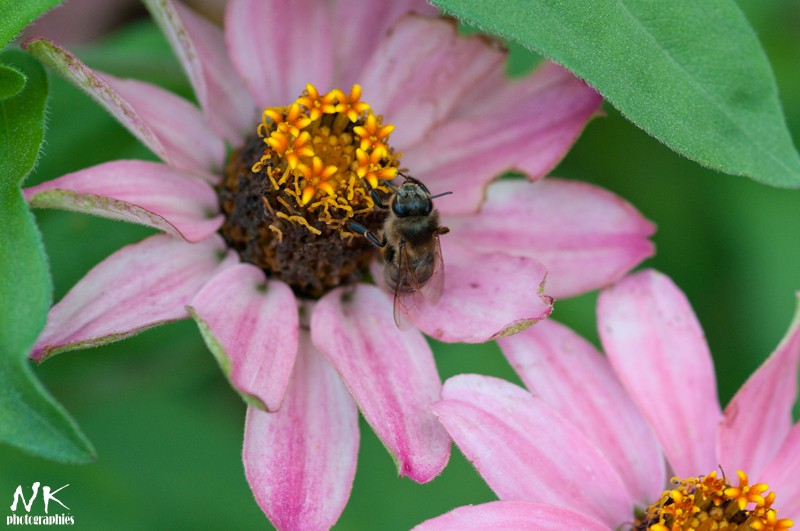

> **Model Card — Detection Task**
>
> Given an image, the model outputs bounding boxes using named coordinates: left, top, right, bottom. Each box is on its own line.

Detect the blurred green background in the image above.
left=2, top=1, right=800, bottom=529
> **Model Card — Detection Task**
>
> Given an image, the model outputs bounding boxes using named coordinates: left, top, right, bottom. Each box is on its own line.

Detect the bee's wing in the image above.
left=393, top=236, right=446, bottom=330
left=393, top=241, right=425, bottom=330
left=422, top=233, right=445, bottom=305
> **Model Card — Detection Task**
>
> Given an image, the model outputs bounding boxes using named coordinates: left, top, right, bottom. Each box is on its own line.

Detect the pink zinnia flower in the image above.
left=422, top=269, right=800, bottom=530
left=24, top=0, right=653, bottom=527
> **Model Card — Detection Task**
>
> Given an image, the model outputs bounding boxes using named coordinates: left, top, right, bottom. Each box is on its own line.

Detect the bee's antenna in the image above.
left=430, top=191, right=453, bottom=199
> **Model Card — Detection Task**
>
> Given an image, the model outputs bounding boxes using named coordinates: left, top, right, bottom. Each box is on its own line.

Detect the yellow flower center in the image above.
left=216, top=84, right=399, bottom=298
left=251, top=83, right=400, bottom=237
left=635, top=471, right=792, bottom=531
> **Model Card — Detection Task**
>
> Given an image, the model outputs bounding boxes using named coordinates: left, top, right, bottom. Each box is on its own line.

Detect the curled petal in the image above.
left=25, top=39, right=169, bottom=164
left=188, top=264, right=299, bottom=412
left=311, top=284, right=450, bottom=483
left=359, top=15, right=504, bottom=149
left=597, top=269, right=721, bottom=478
left=406, top=63, right=602, bottom=215
left=24, top=160, right=222, bottom=243
left=31, top=234, right=235, bottom=362
left=498, top=320, right=665, bottom=505
left=144, top=0, right=256, bottom=144
left=25, top=39, right=224, bottom=178
left=226, top=0, right=333, bottom=108
left=413, top=501, right=611, bottom=531
left=393, top=239, right=553, bottom=343
left=434, top=375, right=633, bottom=528
left=446, top=178, right=655, bottom=298
left=244, top=333, right=359, bottom=531
left=718, top=293, right=800, bottom=477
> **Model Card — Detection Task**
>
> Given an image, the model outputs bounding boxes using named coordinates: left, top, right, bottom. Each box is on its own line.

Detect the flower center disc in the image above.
left=634, top=471, right=792, bottom=531
left=217, top=84, right=401, bottom=298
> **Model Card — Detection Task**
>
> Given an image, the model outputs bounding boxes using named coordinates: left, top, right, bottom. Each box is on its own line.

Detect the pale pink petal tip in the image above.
left=447, top=178, right=655, bottom=299
left=598, top=269, right=721, bottom=478
left=31, top=234, right=236, bottom=362
left=244, top=335, right=358, bottom=531
left=311, top=284, right=450, bottom=483
left=24, top=160, right=222, bottom=243
left=188, top=264, right=299, bottom=412
left=434, top=375, right=633, bottom=527
left=410, top=240, right=553, bottom=343
left=413, top=501, right=611, bottom=531
left=718, top=291, right=800, bottom=477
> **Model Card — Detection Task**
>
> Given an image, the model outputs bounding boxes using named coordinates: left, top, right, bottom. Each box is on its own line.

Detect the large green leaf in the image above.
left=431, top=0, right=800, bottom=188
left=0, top=50, right=94, bottom=463
left=0, top=0, right=62, bottom=49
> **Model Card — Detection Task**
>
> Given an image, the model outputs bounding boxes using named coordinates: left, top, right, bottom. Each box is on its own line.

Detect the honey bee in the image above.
left=350, top=173, right=452, bottom=329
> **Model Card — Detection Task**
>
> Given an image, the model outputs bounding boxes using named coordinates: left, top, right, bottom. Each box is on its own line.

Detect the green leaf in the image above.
left=0, top=50, right=95, bottom=463
left=0, top=0, right=62, bottom=49
left=431, top=0, right=800, bottom=188
left=1, top=52, right=47, bottom=186
left=0, top=64, right=25, bottom=100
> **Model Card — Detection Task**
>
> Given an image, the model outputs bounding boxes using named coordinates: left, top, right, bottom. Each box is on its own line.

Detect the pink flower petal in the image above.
left=226, top=0, right=333, bottom=108
left=25, top=39, right=170, bottom=164
left=144, top=0, right=256, bottom=145
left=414, top=501, right=611, bottom=531
left=330, top=0, right=437, bottom=88
left=717, top=295, right=800, bottom=478
left=397, top=239, right=553, bottom=343
left=498, top=320, right=665, bottom=505
left=758, top=422, right=800, bottom=521
left=187, top=264, right=298, bottom=412
left=103, top=75, right=224, bottom=178
left=405, top=63, right=602, bottom=215
left=24, top=39, right=224, bottom=177
left=244, top=332, right=359, bottom=530
left=311, top=283, right=450, bottom=483
left=359, top=15, right=504, bottom=150
left=31, top=234, right=236, bottom=362
left=24, top=160, right=222, bottom=243
left=446, top=178, right=655, bottom=298
left=597, top=270, right=721, bottom=478
left=433, top=375, right=633, bottom=528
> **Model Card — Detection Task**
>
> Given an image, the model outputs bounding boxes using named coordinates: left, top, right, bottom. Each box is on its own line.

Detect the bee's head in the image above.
left=391, top=181, right=432, bottom=217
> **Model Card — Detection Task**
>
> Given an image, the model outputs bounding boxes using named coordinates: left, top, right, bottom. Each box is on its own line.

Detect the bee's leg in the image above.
left=349, top=222, right=385, bottom=248
left=435, top=226, right=450, bottom=236
left=362, top=178, right=389, bottom=209
left=370, top=188, right=389, bottom=210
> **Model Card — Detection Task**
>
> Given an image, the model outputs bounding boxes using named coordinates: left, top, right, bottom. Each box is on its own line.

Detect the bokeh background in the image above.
left=2, top=1, right=800, bottom=528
